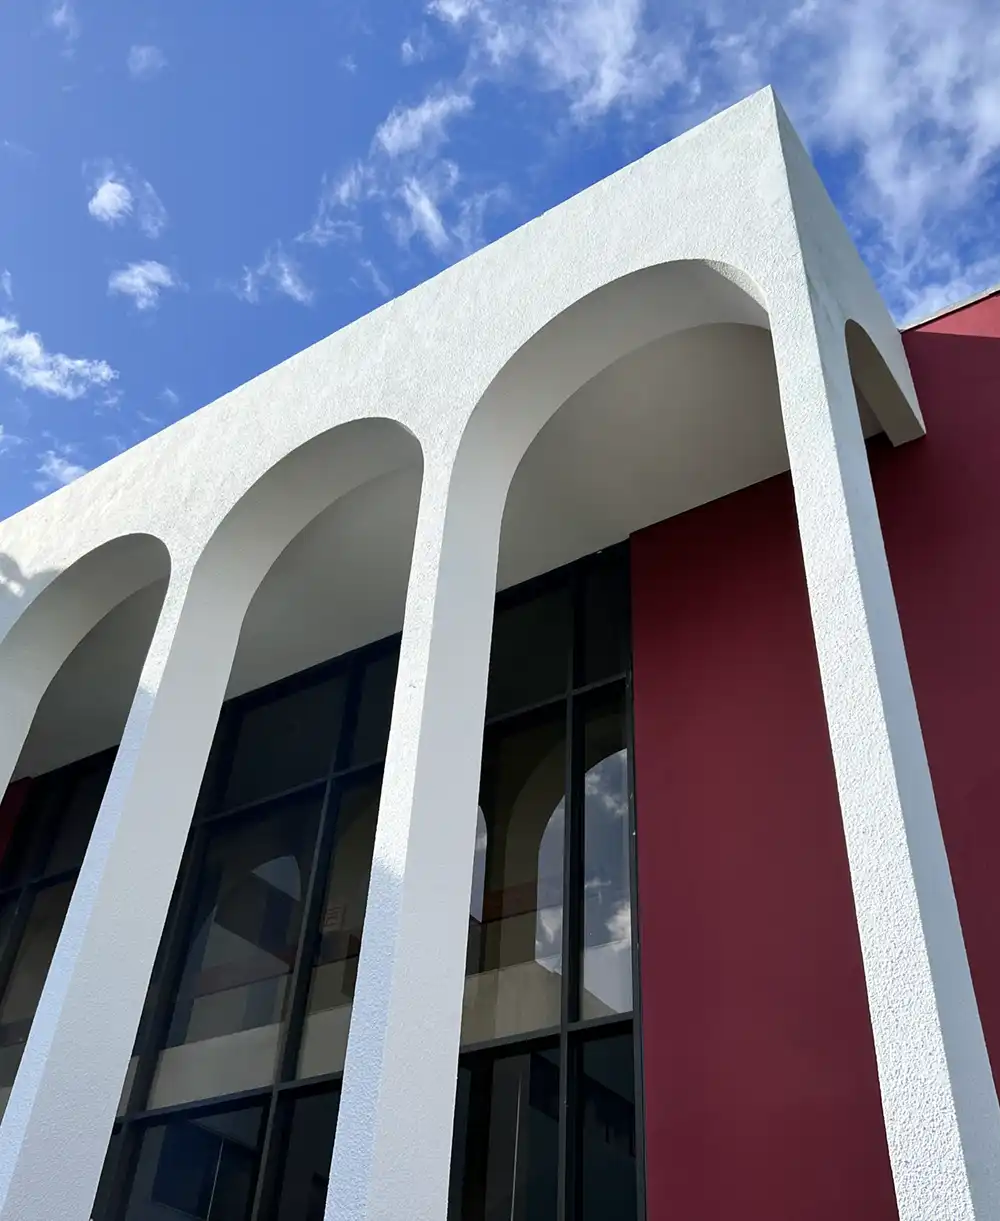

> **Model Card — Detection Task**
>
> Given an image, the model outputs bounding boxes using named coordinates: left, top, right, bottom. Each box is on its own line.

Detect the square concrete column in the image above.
left=326, top=464, right=505, bottom=1221
left=771, top=280, right=1000, bottom=1220
left=0, top=574, right=244, bottom=1221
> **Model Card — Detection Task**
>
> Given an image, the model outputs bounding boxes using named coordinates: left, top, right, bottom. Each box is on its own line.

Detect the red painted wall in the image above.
left=630, top=288, right=1000, bottom=1220
left=631, top=479, right=898, bottom=1220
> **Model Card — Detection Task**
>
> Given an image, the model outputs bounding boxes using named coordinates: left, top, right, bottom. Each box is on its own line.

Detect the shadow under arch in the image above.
left=449, top=258, right=771, bottom=521
left=184, top=416, right=423, bottom=634
left=0, top=533, right=172, bottom=785
left=845, top=318, right=925, bottom=444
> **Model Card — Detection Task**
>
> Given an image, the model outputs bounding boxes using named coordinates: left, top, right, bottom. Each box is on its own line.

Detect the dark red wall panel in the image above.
left=631, top=479, right=898, bottom=1220
left=629, top=288, right=1000, bottom=1219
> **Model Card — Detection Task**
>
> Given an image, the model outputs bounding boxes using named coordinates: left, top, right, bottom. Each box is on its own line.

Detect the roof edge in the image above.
left=902, top=282, right=1000, bottom=331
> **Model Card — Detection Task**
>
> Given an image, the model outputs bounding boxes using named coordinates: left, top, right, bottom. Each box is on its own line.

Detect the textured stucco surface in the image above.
left=0, top=87, right=990, bottom=1221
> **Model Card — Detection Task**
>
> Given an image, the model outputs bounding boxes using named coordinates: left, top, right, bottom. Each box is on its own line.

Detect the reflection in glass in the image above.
left=463, top=715, right=565, bottom=1045
left=149, top=798, right=320, bottom=1108
left=0, top=881, right=73, bottom=1110
left=121, top=1103, right=264, bottom=1221
left=43, top=756, right=114, bottom=875
left=580, top=692, right=633, bottom=1019
left=582, top=551, right=629, bottom=685
left=350, top=650, right=399, bottom=766
left=578, top=1034, right=637, bottom=1221
left=449, top=1048, right=560, bottom=1221
left=486, top=588, right=570, bottom=717
left=298, top=783, right=379, bottom=1079
left=271, top=1087, right=340, bottom=1220
left=223, top=677, right=345, bottom=808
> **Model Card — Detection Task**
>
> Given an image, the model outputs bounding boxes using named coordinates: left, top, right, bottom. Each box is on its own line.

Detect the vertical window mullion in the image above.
left=557, top=566, right=584, bottom=1221
left=623, top=560, right=647, bottom=1221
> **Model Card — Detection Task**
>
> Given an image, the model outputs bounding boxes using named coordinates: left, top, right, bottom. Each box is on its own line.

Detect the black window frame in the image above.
left=453, top=545, right=646, bottom=1221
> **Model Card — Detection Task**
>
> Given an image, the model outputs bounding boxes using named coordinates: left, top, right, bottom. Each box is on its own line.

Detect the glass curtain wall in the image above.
left=0, top=547, right=642, bottom=1221
left=451, top=547, right=643, bottom=1221
left=96, top=636, right=398, bottom=1221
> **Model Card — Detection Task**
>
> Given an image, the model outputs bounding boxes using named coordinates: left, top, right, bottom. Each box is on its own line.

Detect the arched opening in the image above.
left=450, top=260, right=793, bottom=1221
left=101, top=418, right=423, bottom=1221
left=446, top=276, right=919, bottom=1221
left=0, top=534, right=171, bottom=1118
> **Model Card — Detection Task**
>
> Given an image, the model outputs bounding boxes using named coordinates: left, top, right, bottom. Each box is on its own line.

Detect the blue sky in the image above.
left=2, top=0, right=999, bottom=520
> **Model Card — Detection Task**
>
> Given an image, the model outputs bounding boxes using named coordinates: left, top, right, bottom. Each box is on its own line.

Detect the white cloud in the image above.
left=127, top=44, right=167, bottom=79
left=108, top=261, right=179, bottom=311
left=298, top=165, right=371, bottom=246
left=0, top=315, right=117, bottom=399
left=0, top=424, right=23, bottom=453
left=0, top=270, right=11, bottom=301
left=238, top=246, right=314, bottom=305
left=401, top=29, right=433, bottom=64
left=160, top=386, right=180, bottom=406
left=396, top=173, right=454, bottom=252
left=48, top=1, right=80, bottom=45
left=694, top=0, right=1000, bottom=313
left=376, top=91, right=473, bottom=156
left=86, top=164, right=168, bottom=237
left=359, top=258, right=392, bottom=299
left=36, top=449, right=87, bottom=491
left=88, top=178, right=133, bottom=225
left=427, top=0, right=683, bottom=118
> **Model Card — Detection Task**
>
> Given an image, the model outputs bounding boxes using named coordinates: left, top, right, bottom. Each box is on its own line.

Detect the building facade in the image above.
left=0, top=86, right=999, bottom=1220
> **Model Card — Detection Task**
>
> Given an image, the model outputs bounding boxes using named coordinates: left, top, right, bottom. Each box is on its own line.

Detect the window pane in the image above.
left=463, top=714, right=565, bottom=1046
left=42, top=755, right=114, bottom=875
left=223, top=676, right=345, bottom=808
left=0, top=881, right=73, bottom=1108
left=449, top=1048, right=560, bottom=1221
left=121, top=1104, right=265, bottom=1221
left=271, top=1087, right=340, bottom=1221
left=581, top=551, right=629, bottom=685
left=298, top=782, right=379, bottom=1079
left=577, top=1033, right=638, bottom=1221
left=486, top=588, right=570, bottom=718
left=350, top=650, right=399, bottom=766
left=580, top=691, right=633, bottom=1019
left=149, top=797, right=321, bottom=1108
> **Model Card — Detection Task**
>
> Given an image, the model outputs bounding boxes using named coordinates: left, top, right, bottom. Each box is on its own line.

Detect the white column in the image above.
left=771, top=280, right=1000, bottom=1220
left=0, top=573, right=246, bottom=1221
left=326, top=461, right=506, bottom=1221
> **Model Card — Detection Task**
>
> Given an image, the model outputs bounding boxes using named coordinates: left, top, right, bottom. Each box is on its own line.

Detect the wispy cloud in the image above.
left=86, top=163, right=168, bottom=237
left=427, top=0, right=684, bottom=119
left=401, top=28, right=434, bottom=64
left=47, top=1, right=80, bottom=47
left=359, top=258, right=392, bottom=299
left=0, top=315, right=117, bottom=399
left=298, top=164, right=371, bottom=247
left=375, top=90, right=473, bottom=156
left=396, top=174, right=454, bottom=252
left=36, top=447, right=87, bottom=491
left=0, top=270, right=11, bottom=301
left=0, top=424, right=23, bottom=453
left=237, top=245, right=314, bottom=305
left=108, top=261, right=180, bottom=311
left=691, top=0, right=1000, bottom=315
left=127, top=44, right=167, bottom=80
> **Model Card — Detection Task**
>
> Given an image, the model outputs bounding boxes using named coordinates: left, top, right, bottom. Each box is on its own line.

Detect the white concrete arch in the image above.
left=448, top=258, right=770, bottom=525
left=0, top=533, right=171, bottom=796
left=0, top=417, right=424, bottom=1221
